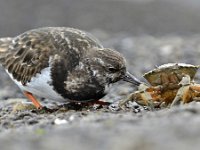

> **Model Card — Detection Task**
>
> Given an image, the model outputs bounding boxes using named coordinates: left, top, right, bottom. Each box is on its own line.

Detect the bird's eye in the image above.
left=108, top=67, right=118, bottom=73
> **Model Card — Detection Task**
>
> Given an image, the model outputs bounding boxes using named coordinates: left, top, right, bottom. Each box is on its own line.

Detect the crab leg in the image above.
left=118, top=92, right=138, bottom=109
left=171, top=75, right=191, bottom=106
left=137, top=83, right=157, bottom=108
left=119, top=83, right=159, bottom=109
left=186, top=84, right=200, bottom=102
left=190, top=84, right=200, bottom=93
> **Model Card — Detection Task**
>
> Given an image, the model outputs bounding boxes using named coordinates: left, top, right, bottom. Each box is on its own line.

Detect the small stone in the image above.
left=54, top=118, right=68, bottom=125
left=12, top=102, right=36, bottom=113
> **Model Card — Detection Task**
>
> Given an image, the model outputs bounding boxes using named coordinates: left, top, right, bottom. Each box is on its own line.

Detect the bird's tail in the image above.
left=0, top=37, right=12, bottom=53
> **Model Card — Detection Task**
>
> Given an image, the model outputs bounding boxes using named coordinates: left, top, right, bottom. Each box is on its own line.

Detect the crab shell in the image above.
left=143, top=63, right=199, bottom=86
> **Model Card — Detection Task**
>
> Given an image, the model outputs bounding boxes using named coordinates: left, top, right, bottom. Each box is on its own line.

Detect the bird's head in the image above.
left=85, top=48, right=141, bottom=86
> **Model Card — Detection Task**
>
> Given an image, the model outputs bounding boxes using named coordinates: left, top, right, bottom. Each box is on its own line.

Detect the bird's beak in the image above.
left=122, top=72, right=142, bottom=86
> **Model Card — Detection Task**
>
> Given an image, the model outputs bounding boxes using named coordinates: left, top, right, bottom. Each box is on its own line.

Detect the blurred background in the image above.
left=0, top=0, right=200, bottom=36
left=1, top=0, right=200, bottom=99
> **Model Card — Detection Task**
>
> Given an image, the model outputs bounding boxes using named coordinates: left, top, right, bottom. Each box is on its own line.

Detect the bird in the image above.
left=0, top=27, right=141, bottom=109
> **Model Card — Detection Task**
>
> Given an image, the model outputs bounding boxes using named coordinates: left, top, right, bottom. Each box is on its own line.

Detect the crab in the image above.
left=119, top=63, right=200, bottom=109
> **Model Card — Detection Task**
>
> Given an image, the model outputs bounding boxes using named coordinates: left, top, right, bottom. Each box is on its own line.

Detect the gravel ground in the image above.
left=1, top=33, right=200, bottom=150
left=2, top=1, right=200, bottom=150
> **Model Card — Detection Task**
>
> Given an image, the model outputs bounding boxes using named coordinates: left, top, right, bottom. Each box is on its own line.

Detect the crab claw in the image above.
left=122, top=72, right=142, bottom=86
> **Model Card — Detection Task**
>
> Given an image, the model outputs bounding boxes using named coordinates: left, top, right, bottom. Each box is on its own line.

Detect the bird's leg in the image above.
left=65, top=99, right=111, bottom=108
left=78, top=100, right=111, bottom=107
left=171, top=75, right=191, bottom=106
left=23, top=91, right=42, bottom=109
left=88, top=100, right=111, bottom=106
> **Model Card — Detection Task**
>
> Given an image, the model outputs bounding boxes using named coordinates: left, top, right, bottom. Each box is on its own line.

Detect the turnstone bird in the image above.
left=0, top=27, right=141, bottom=109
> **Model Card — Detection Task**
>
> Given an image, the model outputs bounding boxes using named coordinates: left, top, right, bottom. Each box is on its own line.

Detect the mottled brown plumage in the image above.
left=0, top=27, right=101, bottom=85
left=0, top=27, right=141, bottom=108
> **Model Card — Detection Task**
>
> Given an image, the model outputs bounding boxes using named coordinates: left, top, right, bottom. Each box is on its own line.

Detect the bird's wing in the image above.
left=1, top=27, right=103, bottom=86
left=1, top=29, right=55, bottom=85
